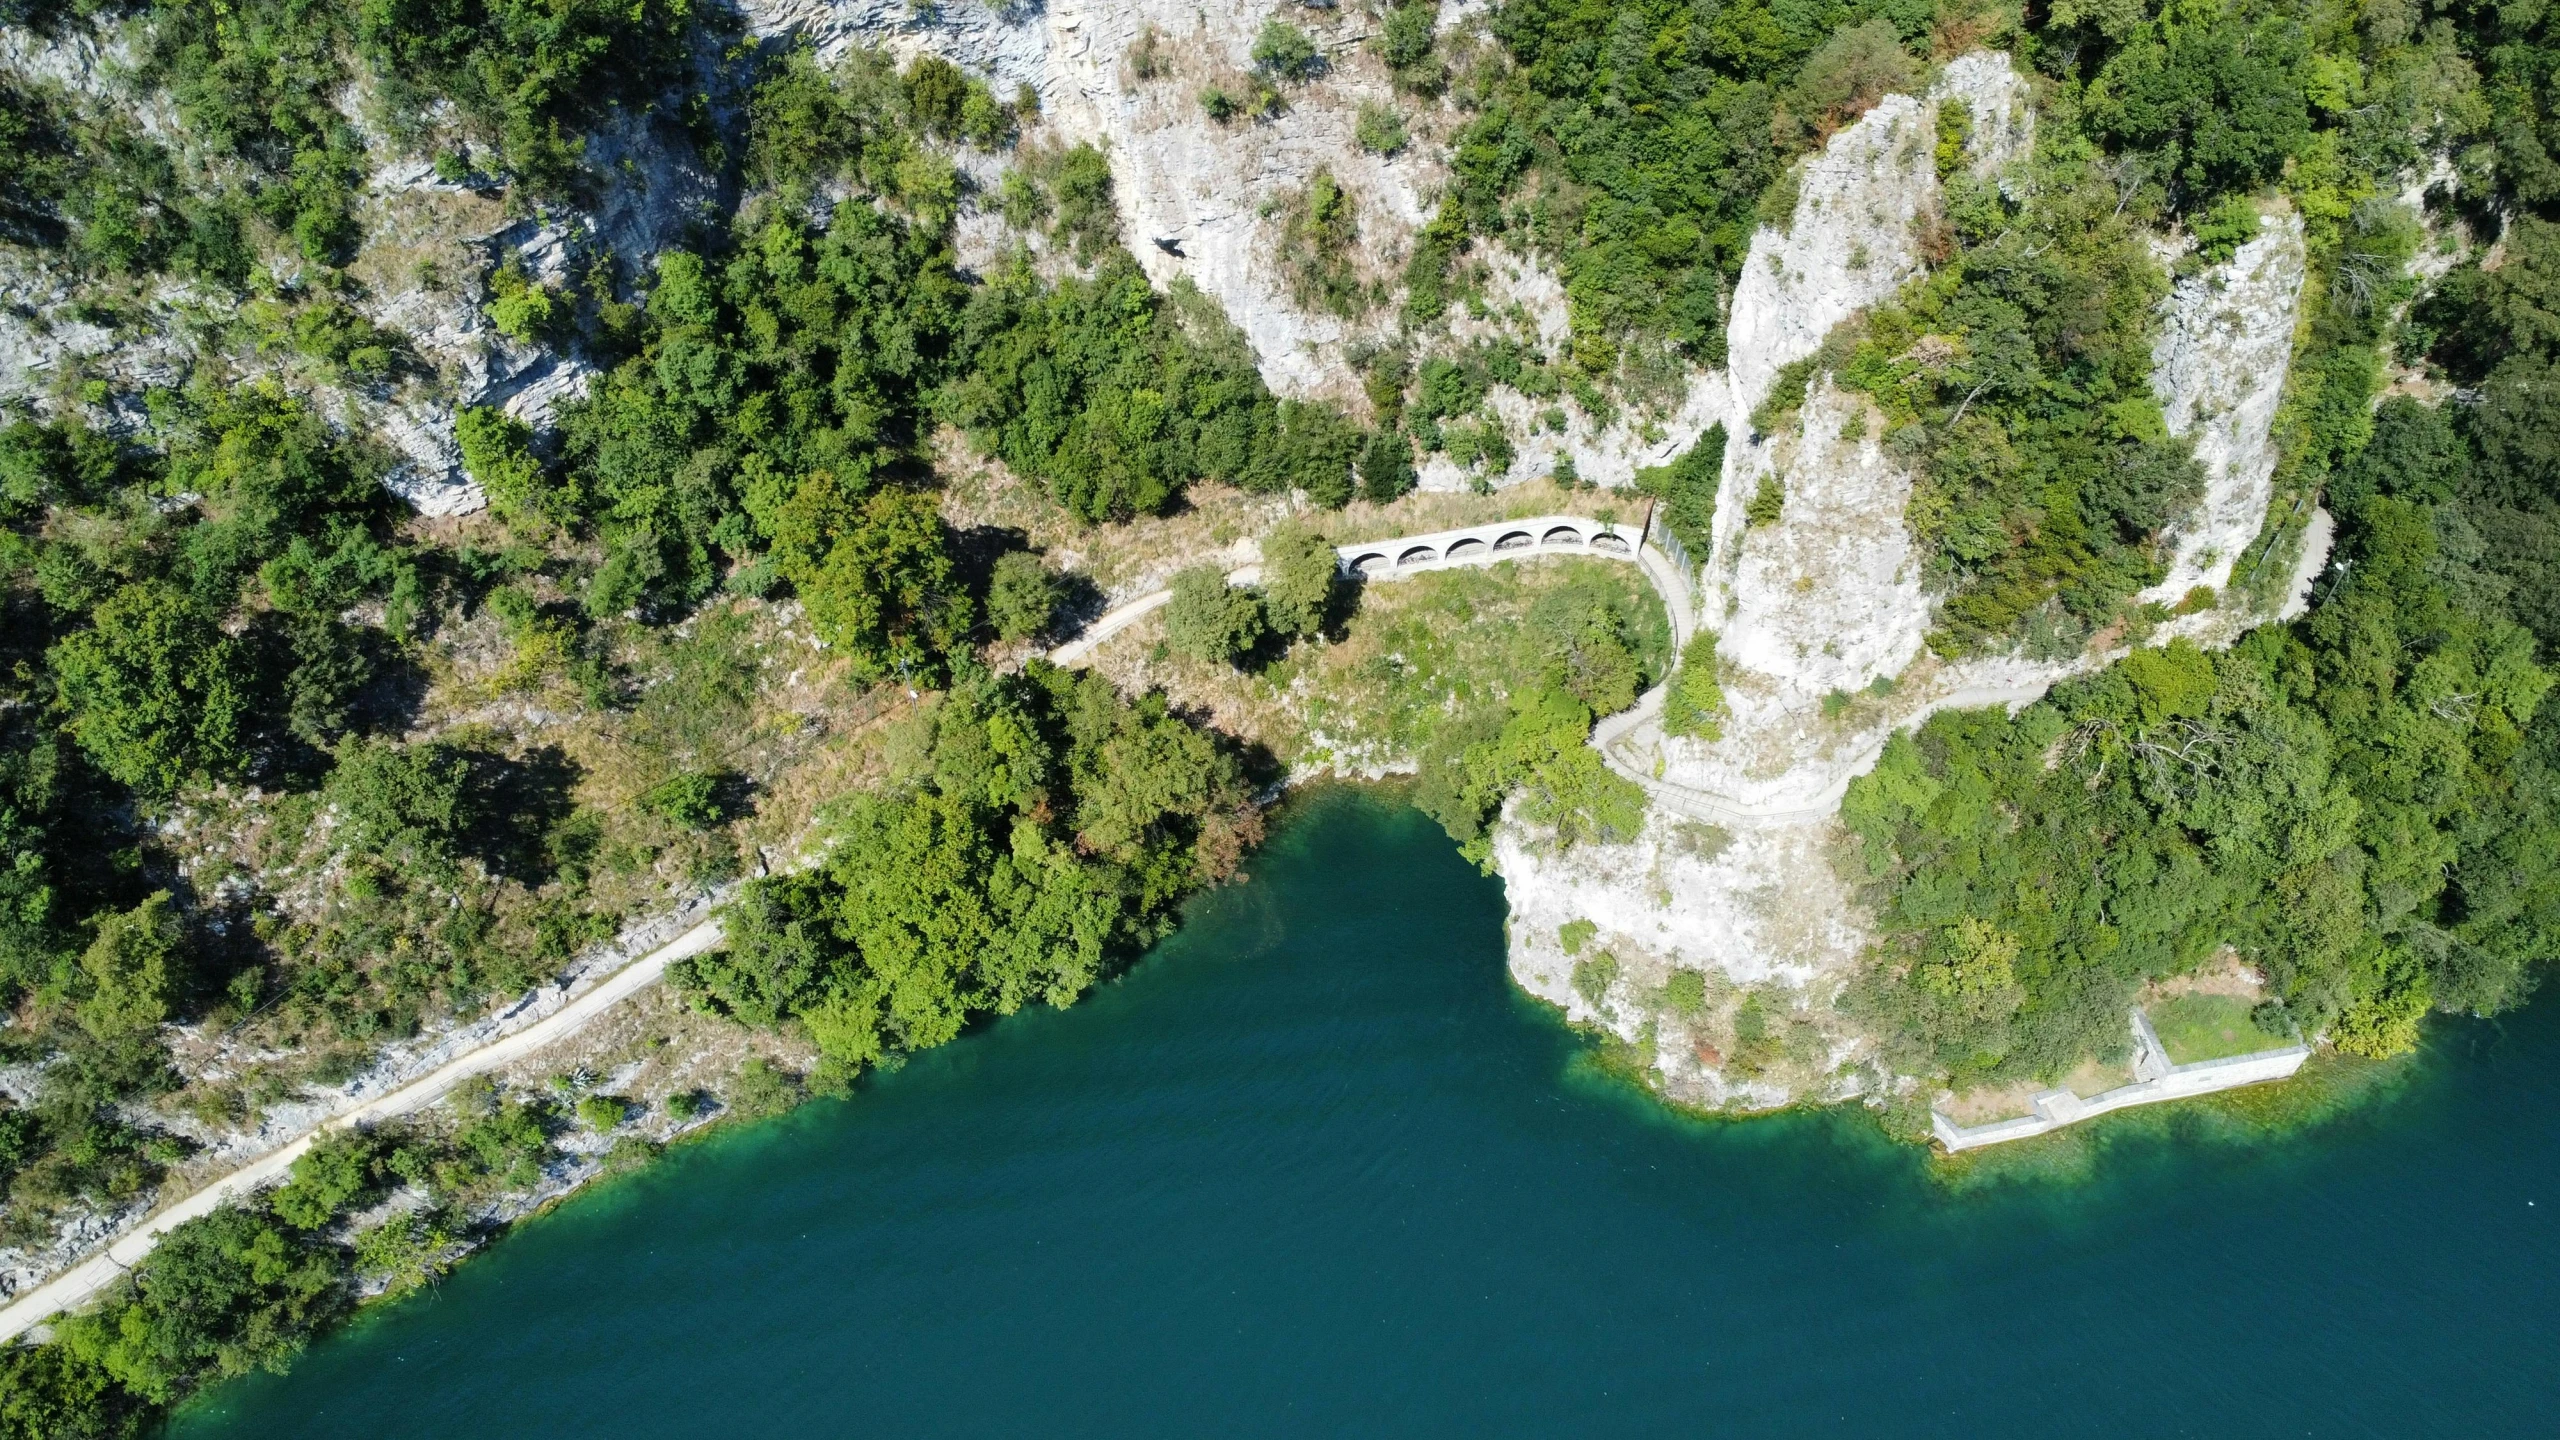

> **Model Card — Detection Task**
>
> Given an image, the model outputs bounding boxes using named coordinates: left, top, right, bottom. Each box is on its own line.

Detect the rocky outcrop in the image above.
left=1707, top=53, right=2036, bottom=610
left=1496, top=810, right=1867, bottom=1111
left=1041, top=0, right=1439, bottom=405
left=1491, top=54, right=2319, bottom=1110
left=748, top=0, right=1751, bottom=489
left=1719, top=378, right=1929, bottom=697
left=2141, top=213, right=2310, bottom=604
left=743, top=0, right=1052, bottom=93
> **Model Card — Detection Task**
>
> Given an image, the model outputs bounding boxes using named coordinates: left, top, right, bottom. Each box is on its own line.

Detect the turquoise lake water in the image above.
left=172, top=786, right=2560, bottom=1437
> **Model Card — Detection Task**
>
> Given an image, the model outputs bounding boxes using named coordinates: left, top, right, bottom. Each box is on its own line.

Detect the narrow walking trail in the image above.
left=0, top=509, right=1749, bottom=1343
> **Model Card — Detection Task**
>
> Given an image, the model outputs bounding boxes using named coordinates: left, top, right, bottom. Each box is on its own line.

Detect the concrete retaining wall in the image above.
left=1931, top=1009, right=2309, bottom=1152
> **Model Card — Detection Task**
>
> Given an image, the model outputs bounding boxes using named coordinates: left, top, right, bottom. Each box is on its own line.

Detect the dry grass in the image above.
left=487, top=983, right=820, bottom=1115
left=1938, top=1055, right=2136, bottom=1125
left=1938, top=1078, right=2040, bottom=1126
left=936, top=426, right=1642, bottom=602
left=2143, top=949, right=2268, bottom=1004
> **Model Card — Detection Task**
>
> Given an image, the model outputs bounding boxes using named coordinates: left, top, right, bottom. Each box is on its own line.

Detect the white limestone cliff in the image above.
left=1492, top=56, right=2318, bottom=1109
left=2141, top=213, right=2311, bottom=604
left=1707, top=53, right=2036, bottom=611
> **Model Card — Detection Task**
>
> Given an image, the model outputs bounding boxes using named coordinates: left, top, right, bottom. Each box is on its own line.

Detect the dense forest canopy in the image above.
left=671, top=663, right=1265, bottom=1077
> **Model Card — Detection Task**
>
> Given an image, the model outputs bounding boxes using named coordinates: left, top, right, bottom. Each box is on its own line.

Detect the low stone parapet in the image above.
left=1931, top=1009, right=2310, bottom=1152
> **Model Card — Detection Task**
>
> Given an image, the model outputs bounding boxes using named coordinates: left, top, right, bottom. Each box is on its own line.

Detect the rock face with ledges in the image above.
left=1493, top=52, right=2325, bottom=1111
left=2142, top=214, right=2310, bottom=604
left=1719, top=377, right=1929, bottom=699
left=1708, top=54, right=2037, bottom=615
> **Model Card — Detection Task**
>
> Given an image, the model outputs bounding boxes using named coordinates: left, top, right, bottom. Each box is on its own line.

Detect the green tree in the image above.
left=0, top=1338, right=137, bottom=1440
left=55, top=1208, right=345, bottom=1404
left=323, top=740, right=473, bottom=875
left=50, top=583, right=251, bottom=798
left=1778, top=18, right=1916, bottom=141
left=1257, top=522, right=1340, bottom=639
left=1359, top=428, right=1416, bottom=502
left=677, top=665, right=1258, bottom=1074
left=673, top=873, right=837, bottom=1028
left=1162, top=566, right=1265, bottom=665
left=453, top=406, right=549, bottom=524
left=767, top=472, right=971, bottom=681
left=268, top=1131, right=377, bottom=1230
left=77, top=893, right=183, bottom=1043
left=986, top=551, right=1061, bottom=643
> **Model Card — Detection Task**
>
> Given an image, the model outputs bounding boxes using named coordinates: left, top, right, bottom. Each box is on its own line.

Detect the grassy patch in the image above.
left=2149, top=993, right=2288, bottom=1066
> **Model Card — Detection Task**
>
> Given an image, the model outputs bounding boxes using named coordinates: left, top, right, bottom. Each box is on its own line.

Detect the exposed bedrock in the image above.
left=1495, top=53, right=2320, bottom=1106
left=2142, top=213, right=2311, bottom=604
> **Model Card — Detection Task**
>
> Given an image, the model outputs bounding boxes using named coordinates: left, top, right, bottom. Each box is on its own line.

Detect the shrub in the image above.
left=1662, top=969, right=1707, bottom=1018
left=1558, top=918, right=1596, bottom=955
left=352, top=1214, right=454, bottom=1298
left=1571, top=951, right=1619, bottom=1009
left=1636, top=423, right=1723, bottom=560
left=1358, top=429, right=1415, bottom=502
left=728, top=1057, right=799, bottom=1119
left=484, top=260, right=559, bottom=344
left=1355, top=102, right=1406, bottom=155
left=2190, top=192, right=2264, bottom=264
left=1281, top=168, right=1365, bottom=316
left=1661, top=633, right=1728, bottom=740
left=1745, top=475, right=1785, bottom=528
left=1045, top=142, right=1120, bottom=262
left=1163, top=566, right=1266, bottom=665
left=574, top=1094, right=627, bottom=1132
left=641, top=771, right=724, bottom=829
left=1379, top=3, right=1435, bottom=74
left=1127, top=26, right=1167, bottom=82
left=1252, top=20, right=1321, bottom=83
